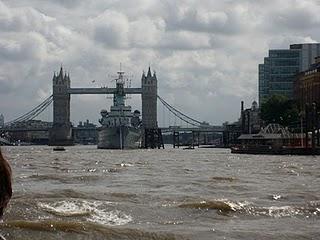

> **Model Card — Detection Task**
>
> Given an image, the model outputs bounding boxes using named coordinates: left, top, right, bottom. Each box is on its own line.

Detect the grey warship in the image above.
left=97, top=70, right=142, bottom=149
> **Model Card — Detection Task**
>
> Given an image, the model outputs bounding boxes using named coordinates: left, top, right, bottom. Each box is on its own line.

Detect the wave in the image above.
left=177, top=199, right=320, bottom=218
left=0, top=220, right=187, bottom=240
left=115, top=162, right=134, bottom=167
left=178, top=200, right=235, bottom=212
left=13, top=189, right=94, bottom=200
left=28, top=174, right=69, bottom=182
left=38, top=200, right=131, bottom=226
left=28, top=173, right=105, bottom=184
left=110, top=192, right=138, bottom=199
left=210, top=176, right=237, bottom=182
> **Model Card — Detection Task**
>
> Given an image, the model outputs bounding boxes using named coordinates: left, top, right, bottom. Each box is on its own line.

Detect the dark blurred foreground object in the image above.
left=0, top=148, right=12, bottom=220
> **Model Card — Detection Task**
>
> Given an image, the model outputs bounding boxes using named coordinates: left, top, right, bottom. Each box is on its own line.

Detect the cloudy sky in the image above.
left=0, top=0, right=319, bottom=126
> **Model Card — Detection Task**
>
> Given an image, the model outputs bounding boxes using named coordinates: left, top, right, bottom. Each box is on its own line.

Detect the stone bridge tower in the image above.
left=141, top=67, right=158, bottom=129
left=49, top=67, right=73, bottom=146
left=141, top=67, right=163, bottom=148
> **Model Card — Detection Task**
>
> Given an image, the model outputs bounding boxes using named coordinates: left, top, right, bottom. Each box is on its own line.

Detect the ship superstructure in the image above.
left=97, top=70, right=142, bottom=149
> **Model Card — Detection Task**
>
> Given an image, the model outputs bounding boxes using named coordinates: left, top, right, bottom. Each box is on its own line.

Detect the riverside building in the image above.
left=259, top=43, right=320, bottom=104
left=294, top=57, right=320, bottom=111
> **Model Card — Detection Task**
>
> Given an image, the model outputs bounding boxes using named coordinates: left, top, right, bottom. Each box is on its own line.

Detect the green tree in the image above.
left=260, top=95, right=299, bottom=127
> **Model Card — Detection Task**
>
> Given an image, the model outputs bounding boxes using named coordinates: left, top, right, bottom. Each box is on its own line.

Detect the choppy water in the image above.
left=0, top=146, right=319, bottom=240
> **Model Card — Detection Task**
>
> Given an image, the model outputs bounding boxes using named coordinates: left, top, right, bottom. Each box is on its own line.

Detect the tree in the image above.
left=260, top=95, right=299, bottom=127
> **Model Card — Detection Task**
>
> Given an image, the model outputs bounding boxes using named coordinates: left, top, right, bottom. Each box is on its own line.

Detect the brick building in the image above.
left=294, top=57, right=320, bottom=111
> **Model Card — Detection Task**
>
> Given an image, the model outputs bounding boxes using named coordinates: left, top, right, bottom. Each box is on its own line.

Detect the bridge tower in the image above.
left=141, top=67, right=163, bottom=148
left=49, top=67, right=73, bottom=146
left=141, top=67, right=158, bottom=128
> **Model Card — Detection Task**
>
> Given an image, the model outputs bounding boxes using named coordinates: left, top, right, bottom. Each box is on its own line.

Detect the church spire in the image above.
left=52, top=71, right=56, bottom=81
left=59, top=65, right=63, bottom=77
left=141, top=70, right=146, bottom=79
left=147, top=66, right=152, bottom=77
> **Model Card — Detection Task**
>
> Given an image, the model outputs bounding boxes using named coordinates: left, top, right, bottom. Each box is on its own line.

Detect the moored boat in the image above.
left=97, top=70, right=142, bottom=149
left=53, top=146, right=65, bottom=151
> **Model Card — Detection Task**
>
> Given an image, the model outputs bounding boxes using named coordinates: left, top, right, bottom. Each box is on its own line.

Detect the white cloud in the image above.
left=0, top=0, right=319, bottom=124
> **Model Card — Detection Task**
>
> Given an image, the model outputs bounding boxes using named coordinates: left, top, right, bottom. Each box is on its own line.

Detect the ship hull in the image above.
left=97, top=126, right=141, bottom=149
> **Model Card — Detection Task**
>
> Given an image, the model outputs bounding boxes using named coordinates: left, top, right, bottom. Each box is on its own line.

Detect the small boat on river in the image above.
left=53, top=146, right=66, bottom=151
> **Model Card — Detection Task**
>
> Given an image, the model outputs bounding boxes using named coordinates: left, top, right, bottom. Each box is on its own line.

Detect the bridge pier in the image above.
left=144, top=128, right=164, bottom=149
left=222, top=131, right=230, bottom=148
left=173, top=131, right=180, bottom=148
left=49, top=124, right=73, bottom=146
left=192, top=131, right=195, bottom=148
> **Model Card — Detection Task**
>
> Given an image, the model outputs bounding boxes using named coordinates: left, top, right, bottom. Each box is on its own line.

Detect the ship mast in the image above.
left=116, top=63, right=125, bottom=149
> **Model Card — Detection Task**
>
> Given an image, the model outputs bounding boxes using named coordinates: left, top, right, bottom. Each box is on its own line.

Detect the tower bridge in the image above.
left=67, top=88, right=142, bottom=95
left=50, top=66, right=157, bottom=146
left=2, top=66, right=239, bottom=147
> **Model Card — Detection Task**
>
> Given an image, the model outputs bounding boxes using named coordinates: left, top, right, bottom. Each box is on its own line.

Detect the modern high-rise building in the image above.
left=259, top=43, right=320, bottom=104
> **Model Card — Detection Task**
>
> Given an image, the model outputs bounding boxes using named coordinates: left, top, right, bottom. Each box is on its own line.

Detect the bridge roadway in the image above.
left=161, top=126, right=225, bottom=133
left=1, top=126, right=226, bottom=133
left=1, top=127, right=50, bottom=132
left=68, top=88, right=142, bottom=95
left=0, top=127, right=98, bottom=133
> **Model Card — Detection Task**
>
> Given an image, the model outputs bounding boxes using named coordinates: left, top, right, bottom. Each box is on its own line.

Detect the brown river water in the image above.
left=0, top=145, right=319, bottom=240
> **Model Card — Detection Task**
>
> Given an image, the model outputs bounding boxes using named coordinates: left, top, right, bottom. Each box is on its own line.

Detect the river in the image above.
left=0, top=146, right=319, bottom=240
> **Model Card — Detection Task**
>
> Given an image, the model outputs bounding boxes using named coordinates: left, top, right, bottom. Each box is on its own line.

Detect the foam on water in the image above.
left=38, top=200, right=132, bottom=226
left=84, top=201, right=132, bottom=226
left=86, top=208, right=132, bottom=226
left=38, top=201, right=93, bottom=217
left=265, top=206, right=301, bottom=218
left=272, top=194, right=281, bottom=200
left=177, top=198, right=320, bottom=218
left=116, top=162, right=134, bottom=167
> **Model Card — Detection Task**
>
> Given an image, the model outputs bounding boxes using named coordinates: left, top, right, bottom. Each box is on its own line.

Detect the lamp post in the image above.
left=299, top=111, right=303, bottom=147
left=305, top=103, right=309, bottom=149
left=312, top=103, right=316, bottom=151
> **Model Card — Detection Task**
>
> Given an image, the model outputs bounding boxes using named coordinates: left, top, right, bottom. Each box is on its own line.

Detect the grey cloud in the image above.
left=0, top=2, right=55, bottom=32
left=256, top=1, right=320, bottom=35
left=0, top=33, right=47, bottom=62
left=162, top=1, right=245, bottom=35
left=128, top=17, right=165, bottom=48
left=267, top=35, right=317, bottom=49
left=0, top=77, right=16, bottom=94
left=90, top=10, right=129, bottom=48
left=272, top=8, right=320, bottom=30
left=158, top=31, right=211, bottom=50
left=52, top=0, right=86, bottom=9
left=168, top=8, right=228, bottom=32
left=0, top=0, right=319, bottom=125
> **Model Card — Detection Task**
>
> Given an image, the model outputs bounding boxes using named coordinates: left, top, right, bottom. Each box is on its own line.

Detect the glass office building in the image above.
left=259, top=43, right=320, bottom=104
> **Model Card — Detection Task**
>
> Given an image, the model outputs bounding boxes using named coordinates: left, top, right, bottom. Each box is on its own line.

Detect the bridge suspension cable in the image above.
left=5, top=95, right=53, bottom=125
left=157, top=95, right=203, bottom=127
